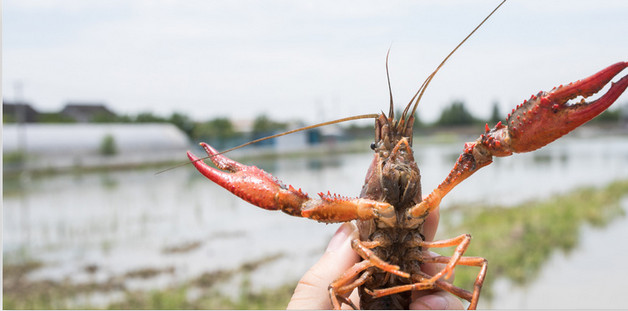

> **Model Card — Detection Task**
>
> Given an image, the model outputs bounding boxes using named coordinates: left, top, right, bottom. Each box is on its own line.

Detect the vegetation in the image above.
left=99, top=134, right=118, bottom=156
left=3, top=253, right=290, bottom=310
left=436, top=100, right=478, bottom=126
left=5, top=99, right=625, bottom=144
left=4, top=180, right=627, bottom=309
left=439, top=179, right=628, bottom=298
left=488, top=102, right=501, bottom=125
left=591, top=108, right=622, bottom=123
left=192, top=117, right=242, bottom=149
left=37, top=112, right=77, bottom=123
left=251, top=114, right=288, bottom=140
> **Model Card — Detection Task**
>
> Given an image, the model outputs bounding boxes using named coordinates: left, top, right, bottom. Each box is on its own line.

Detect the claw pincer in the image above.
left=187, top=142, right=396, bottom=223
left=187, top=143, right=308, bottom=216
left=505, top=61, right=628, bottom=153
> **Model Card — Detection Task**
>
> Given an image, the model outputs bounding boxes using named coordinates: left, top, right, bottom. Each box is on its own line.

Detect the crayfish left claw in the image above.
left=503, top=61, right=628, bottom=153
left=187, top=142, right=309, bottom=216
left=188, top=142, right=396, bottom=223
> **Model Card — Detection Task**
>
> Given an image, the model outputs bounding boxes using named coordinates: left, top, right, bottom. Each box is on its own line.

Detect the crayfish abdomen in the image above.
left=357, top=227, right=427, bottom=309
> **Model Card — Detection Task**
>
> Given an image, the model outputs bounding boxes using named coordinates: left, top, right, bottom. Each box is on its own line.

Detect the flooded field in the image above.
left=4, top=134, right=628, bottom=309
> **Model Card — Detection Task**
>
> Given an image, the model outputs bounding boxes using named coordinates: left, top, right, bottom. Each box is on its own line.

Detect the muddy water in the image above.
left=4, top=134, right=628, bottom=308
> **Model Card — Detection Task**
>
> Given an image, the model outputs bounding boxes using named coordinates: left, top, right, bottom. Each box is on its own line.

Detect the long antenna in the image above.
left=403, top=0, right=507, bottom=122
left=386, top=47, right=394, bottom=120
left=156, top=113, right=379, bottom=174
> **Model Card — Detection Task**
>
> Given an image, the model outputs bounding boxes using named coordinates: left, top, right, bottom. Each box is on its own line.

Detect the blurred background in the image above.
left=3, top=0, right=628, bottom=309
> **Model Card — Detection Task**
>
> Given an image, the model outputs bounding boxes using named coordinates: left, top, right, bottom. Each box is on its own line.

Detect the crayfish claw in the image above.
left=197, top=142, right=246, bottom=172
left=505, top=61, right=628, bottom=153
left=187, top=143, right=309, bottom=214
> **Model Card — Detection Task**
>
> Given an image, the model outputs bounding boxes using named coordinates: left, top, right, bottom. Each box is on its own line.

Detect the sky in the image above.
left=4, top=0, right=628, bottom=124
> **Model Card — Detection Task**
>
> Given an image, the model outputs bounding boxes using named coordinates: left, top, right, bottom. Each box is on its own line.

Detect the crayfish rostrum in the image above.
left=185, top=5, right=628, bottom=310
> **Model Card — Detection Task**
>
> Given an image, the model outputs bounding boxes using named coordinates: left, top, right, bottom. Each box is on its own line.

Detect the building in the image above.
left=60, top=103, right=116, bottom=122
left=3, top=101, right=39, bottom=122
left=3, top=123, right=190, bottom=172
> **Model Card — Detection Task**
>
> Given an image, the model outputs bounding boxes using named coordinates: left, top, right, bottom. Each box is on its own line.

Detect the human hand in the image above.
left=287, top=209, right=465, bottom=309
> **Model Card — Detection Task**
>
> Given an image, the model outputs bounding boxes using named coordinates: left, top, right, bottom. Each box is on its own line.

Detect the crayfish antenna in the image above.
left=156, top=113, right=379, bottom=175
left=386, top=46, right=395, bottom=121
left=402, top=0, right=507, bottom=131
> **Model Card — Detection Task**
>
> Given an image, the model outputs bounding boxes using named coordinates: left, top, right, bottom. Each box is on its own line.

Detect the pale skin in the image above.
left=287, top=207, right=465, bottom=310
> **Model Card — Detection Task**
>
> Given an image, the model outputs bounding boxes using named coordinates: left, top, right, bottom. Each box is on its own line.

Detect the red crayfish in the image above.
left=185, top=2, right=628, bottom=309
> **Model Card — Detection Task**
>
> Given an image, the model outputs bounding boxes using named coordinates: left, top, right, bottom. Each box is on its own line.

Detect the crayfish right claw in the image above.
left=411, top=62, right=628, bottom=219
left=491, top=61, right=628, bottom=154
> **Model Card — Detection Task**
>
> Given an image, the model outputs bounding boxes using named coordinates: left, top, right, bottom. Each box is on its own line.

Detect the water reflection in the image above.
left=3, top=135, right=628, bottom=308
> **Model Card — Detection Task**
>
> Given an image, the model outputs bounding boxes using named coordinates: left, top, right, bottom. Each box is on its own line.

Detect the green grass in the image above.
left=107, top=279, right=295, bottom=310
left=4, top=180, right=627, bottom=309
left=3, top=253, right=291, bottom=310
left=439, top=179, right=628, bottom=298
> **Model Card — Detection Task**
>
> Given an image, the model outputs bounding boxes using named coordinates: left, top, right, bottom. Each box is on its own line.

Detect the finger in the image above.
left=422, top=203, right=440, bottom=242
left=421, top=251, right=455, bottom=283
left=287, top=222, right=360, bottom=310
left=411, top=251, right=464, bottom=310
left=410, top=290, right=465, bottom=310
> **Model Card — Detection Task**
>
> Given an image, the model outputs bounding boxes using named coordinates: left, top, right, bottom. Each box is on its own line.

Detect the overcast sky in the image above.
left=4, top=0, right=628, bottom=124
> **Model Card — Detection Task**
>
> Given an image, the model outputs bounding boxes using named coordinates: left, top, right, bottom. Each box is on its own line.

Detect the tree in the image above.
left=36, top=113, right=76, bottom=123
left=251, top=114, right=287, bottom=140
left=436, top=100, right=477, bottom=126
left=91, top=112, right=132, bottom=123
left=192, top=117, right=240, bottom=149
left=100, top=134, right=117, bottom=156
left=168, top=112, right=194, bottom=138
left=135, top=112, right=166, bottom=123
left=392, top=109, right=424, bottom=128
left=489, top=102, right=502, bottom=125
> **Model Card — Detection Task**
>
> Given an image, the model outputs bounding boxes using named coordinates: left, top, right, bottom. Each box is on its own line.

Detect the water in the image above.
left=4, top=134, right=628, bottom=308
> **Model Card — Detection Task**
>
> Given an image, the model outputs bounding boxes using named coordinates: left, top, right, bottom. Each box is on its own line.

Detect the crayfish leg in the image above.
left=328, top=260, right=373, bottom=310
left=366, top=255, right=487, bottom=310
left=420, top=234, right=472, bottom=281
left=421, top=256, right=488, bottom=310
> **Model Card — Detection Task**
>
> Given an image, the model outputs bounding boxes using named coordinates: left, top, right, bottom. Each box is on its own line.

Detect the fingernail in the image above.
left=326, top=223, right=353, bottom=252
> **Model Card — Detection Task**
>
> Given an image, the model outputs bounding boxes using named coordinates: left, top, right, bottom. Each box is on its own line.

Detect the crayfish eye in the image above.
left=370, top=142, right=377, bottom=150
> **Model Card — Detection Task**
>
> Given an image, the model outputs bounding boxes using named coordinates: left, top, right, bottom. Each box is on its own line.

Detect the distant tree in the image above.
left=192, top=117, right=240, bottom=148
left=251, top=114, right=287, bottom=140
left=135, top=112, right=167, bottom=123
left=489, top=102, right=502, bottom=125
left=37, top=113, right=76, bottom=123
left=168, top=112, right=194, bottom=138
left=591, top=108, right=620, bottom=123
left=436, top=100, right=477, bottom=126
left=392, top=108, right=424, bottom=128
left=412, top=111, right=424, bottom=129
left=100, top=134, right=117, bottom=156
left=3, top=114, right=16, bottom=123
left=91, top=112, right=132, bottom=123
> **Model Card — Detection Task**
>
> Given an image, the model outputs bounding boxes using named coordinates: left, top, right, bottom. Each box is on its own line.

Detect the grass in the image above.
left=3, top=253, right=290, bottom=310
left=4, top=180, right=627, bottom=309
left=439, top=179, right=628, bottom=298
left=107, top=279, right=296, bottom=310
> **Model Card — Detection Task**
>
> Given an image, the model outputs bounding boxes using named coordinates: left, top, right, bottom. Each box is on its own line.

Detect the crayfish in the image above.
left=185, top=2, right=628, bottom=309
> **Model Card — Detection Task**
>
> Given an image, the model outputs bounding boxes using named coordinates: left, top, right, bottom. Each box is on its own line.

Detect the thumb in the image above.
left=287, top=222, right=360, bottom=309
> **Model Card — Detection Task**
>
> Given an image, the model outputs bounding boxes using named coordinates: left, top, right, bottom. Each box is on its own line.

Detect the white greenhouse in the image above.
left=3, top=123, right=190, bottom=171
